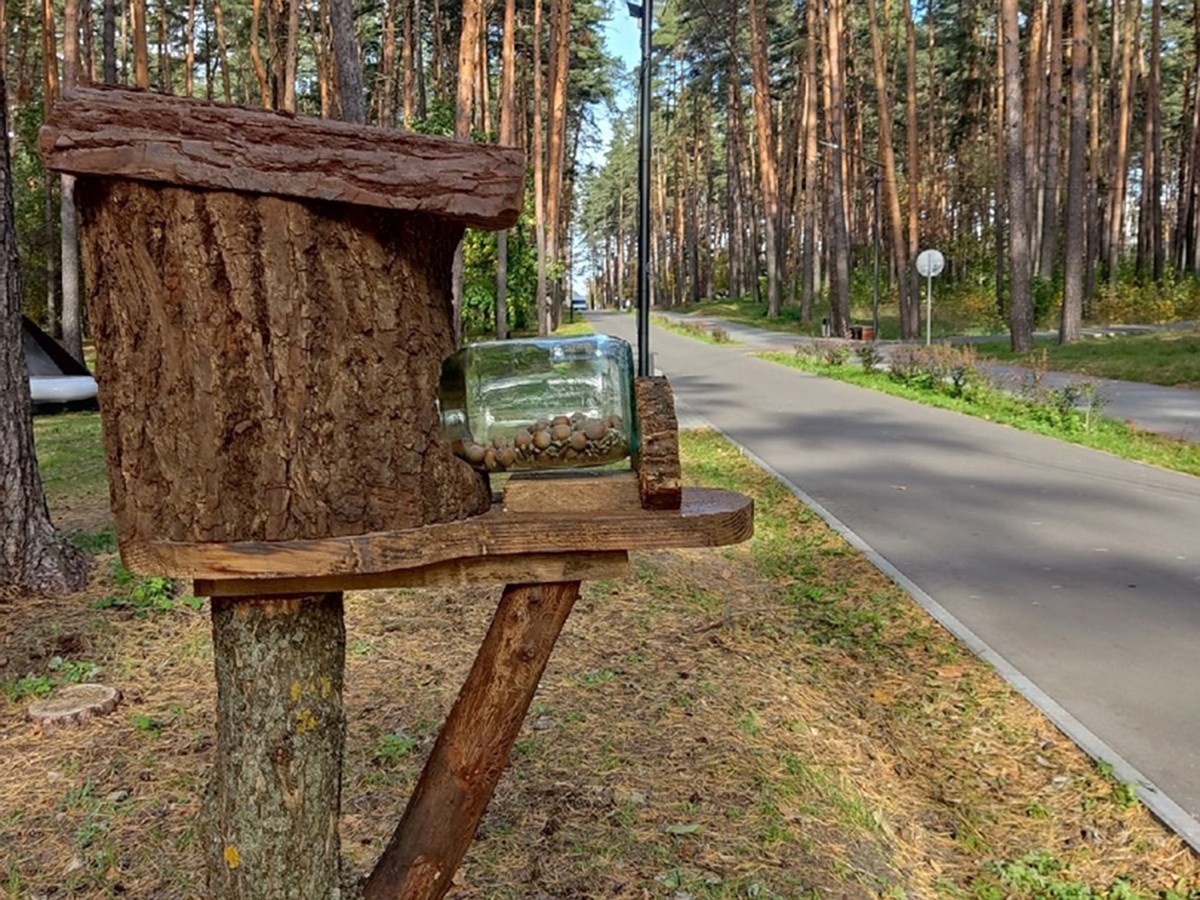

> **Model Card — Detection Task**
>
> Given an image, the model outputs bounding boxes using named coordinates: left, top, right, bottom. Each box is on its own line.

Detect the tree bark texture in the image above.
left=1001, top=0, right=1034, bottom=351
left=747, top=0, right=781, bottom=319
left=329, top=0, right=364, bottom=123
left=206, top=593, right=346, bottom=899
left=72, top=178, right=491, bottom=548
left=0, top=70, right=87, bottom=594
left=40, top=87, right=525, bottom=230
left=1060, top=0, right=1087, bottom=343
left=363, top=581, right=582, bottom=900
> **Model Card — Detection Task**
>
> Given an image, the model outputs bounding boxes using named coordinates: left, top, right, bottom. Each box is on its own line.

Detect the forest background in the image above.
left=5, top=0, right=1200, bottom=351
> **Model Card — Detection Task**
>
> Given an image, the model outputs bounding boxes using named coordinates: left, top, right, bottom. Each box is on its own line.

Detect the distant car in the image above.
left=570, top=297, right=588, bottom=312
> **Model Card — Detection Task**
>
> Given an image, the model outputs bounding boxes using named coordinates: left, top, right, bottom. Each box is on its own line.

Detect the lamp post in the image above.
left=819, top=140, right=881, bottom=341
left=628, top=0, right=652, bottom=376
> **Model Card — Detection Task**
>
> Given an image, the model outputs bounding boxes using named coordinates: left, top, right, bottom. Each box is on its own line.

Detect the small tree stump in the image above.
left=27, top=683, right=120, bottom=728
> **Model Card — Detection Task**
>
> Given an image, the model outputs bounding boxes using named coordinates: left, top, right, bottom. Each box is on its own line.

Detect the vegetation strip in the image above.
left=758, top=346, right=1200, bottom=478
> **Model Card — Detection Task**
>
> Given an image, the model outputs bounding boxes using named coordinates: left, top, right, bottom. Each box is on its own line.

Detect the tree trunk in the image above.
left=184, top=0, right=195, bottom=95
left=543, top=0, right=570, bottom=331
left=1060, top=0, right=1087, bottom=343
left=1147, top=0, right=1163, bottom=283
left=865, top=0, right=912, bottom=338
left=1001, top=0, right=1034, bottom=351
left=132, top=0, right=149, bottom=87
left=1037, top=0, right=1063, bottom=279
left=532, top=0, right=548, bottom=334
left=213, top=0, right=232, bottom=102
left=903, top=0, right=921, bottom=337
left=495, top=0, right=516, bottom=339
left=102, top=0, right=117, bottom=82
left=60, top=0, right=85, bottom=364
left=156, top=0, right=170, bottom=92
left=330, top=0, right=364, bottom=123
left=402, top=0, right=415, bottom=126
left=0, top=70, right=87, bottom=594
left=725, top=14, right=745, bottom=302
left=283, top=0, right=300, bottom=112
left=747, top=0, right=781, bottom=318
left=824, top=0, right=851, bottom=336
left=206, top=594, right=346, bottom=899
left=1105, top=0, right=1137, bottom=280
left=250, top=0, right=270, bottom=106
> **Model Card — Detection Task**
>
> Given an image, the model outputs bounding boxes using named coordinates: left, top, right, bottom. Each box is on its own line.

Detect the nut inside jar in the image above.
left=452, top=412, right=628, bottom=472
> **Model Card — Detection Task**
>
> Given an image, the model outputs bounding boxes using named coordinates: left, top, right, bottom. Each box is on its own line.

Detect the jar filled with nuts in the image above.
left=439, top=335, right=636, bottom=473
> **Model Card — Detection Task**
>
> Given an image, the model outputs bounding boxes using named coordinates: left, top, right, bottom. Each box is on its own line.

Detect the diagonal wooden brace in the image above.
left=363, top=580, right=583, bottom=900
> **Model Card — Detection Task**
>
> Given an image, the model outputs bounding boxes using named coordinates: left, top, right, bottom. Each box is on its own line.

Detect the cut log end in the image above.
left=27, top=683, right=121, bottom=728
left=634, top=377, right=683, bottom=511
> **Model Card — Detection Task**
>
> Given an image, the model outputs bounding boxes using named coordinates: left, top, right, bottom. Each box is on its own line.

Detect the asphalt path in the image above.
left=588, top=311, right=1200, bottom=843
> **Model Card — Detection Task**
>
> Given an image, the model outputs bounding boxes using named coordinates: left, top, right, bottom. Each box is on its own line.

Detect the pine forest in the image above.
left=5, top=0, right=1200, bottom=347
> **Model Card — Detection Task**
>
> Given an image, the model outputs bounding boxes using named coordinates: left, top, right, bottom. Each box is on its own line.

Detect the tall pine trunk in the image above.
left=824, top=0, right=851, bottom=336
left=747, top=0, right=781, bottom=317
left=0, top=69, right=87, bottom=594
left=1001, top=0, right=1034, bottom=351
left=1060, top=0, right=1087, bottom=343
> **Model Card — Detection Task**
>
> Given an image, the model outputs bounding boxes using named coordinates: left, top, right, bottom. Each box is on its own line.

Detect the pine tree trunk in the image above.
left=864, top=0, right=912, bottom=338
left=495, top=0, right=516, bottom=339
left=1060, top=0, right=1087, bottom=343
left=903, top=0, right=921, bottom=335
left=102, top=0, right=117, bottom=82
left=1037, top=0, right=1063, bottom=279
left=1001, top=0, right=1034, bottom=351
left=213, top=0, right=232, bottom=101
left=250, top=0, right=270, bottom=106
left=132, top=0, right=149, bottom=87
left=747, top=0, right=781, bottom=318
left=824, top=0, right=851, bottom=336
left=0, top=71, right=87, bottom=594
left=532, top=0, right=549, bottom=334
left=1105, top=0, right=1137, bottom=280
left=330, top=0, right=364, bottom=122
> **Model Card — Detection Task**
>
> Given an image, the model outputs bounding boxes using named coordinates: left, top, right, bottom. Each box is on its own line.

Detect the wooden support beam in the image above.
left=363, top=581, right=582, bottom=900
left=194, top=551, right=628, bottom=597
left=39, top=86, right=525, bottom=229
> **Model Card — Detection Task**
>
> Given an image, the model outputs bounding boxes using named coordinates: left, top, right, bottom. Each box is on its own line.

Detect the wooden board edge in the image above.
left=194, top=551, right=630, bottom=597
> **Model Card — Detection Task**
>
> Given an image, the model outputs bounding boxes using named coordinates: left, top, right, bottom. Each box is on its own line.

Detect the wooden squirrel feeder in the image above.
left=41, top=87, right=753, bottom=900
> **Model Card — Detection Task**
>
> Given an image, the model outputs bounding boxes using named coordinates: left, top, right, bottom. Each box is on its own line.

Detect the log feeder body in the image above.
left=40, top=87, right=526, bottom=553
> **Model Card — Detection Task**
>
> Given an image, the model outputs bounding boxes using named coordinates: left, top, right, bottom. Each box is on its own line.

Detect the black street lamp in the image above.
left=820, top=140, right=881, bottom=341
left=628, top=0, right=652, bottom=376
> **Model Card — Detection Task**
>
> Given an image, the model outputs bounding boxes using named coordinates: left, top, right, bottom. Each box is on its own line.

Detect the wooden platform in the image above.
left=127, top=488, right=751, bottom=596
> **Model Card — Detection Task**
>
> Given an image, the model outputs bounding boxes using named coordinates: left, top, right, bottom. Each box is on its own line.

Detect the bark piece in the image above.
left=27, top=683, right=121, bottom=727
left=633, top=376, right=683, bottom=510
left=74, top=178, right=490, bottom=548
left=364, top=581, right=582, bottom=900
left=39, top=86, right=524, bottom=229
left=206, top=593, right=344, bottom=898
left=126, top=487, right=752, bottom=579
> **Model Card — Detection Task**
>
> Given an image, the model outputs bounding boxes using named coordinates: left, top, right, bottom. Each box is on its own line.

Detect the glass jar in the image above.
left=439, top=334, right=636, bottom=472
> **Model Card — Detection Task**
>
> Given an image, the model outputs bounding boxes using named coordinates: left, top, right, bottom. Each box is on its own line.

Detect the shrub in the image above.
left=857, top=343, right=886, bottom=373
left=820, top=341, right=852, bottom=366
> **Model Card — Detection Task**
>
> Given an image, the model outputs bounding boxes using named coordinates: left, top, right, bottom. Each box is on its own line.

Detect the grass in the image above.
left=759, top=349, right=1200, bottom=477
left=973, top=328, right=1200, bottom=388
left=2, top=412, right=1197, bottom=896
left=652, top=315, right=737, bottom=345
left=664, top=297, right=1000, bottom=341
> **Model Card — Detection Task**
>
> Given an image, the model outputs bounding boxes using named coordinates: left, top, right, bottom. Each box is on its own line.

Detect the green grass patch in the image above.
left=652, top=315, right=738, bottom=345
left=974, top=328, right=1200, bottom=388
left=759, top=350, right=1200, bottom=477
left=554, top=317, right=595, bottom=336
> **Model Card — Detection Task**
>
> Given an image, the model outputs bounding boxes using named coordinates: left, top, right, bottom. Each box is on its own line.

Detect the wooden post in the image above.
left=207, top=593, right=346, bottom=898
left=363, top=581, right=582, bottom=900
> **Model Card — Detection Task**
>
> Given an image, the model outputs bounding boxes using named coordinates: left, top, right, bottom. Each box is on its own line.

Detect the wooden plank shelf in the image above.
left=129, top=486, right=752, bottom=584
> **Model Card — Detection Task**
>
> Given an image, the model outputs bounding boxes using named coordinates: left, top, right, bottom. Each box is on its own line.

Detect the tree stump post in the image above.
left=207, top=593, right=346, bottom=898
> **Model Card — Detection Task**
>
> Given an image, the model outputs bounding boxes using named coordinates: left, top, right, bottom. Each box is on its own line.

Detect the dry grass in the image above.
left=2, top=427, right=1198, bottom=898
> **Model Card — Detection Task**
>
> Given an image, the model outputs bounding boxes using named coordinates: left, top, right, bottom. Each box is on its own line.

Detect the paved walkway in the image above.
left=589, top=311, right=1200, bottom=851
left=649, top=312, right=1200, bottom=442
